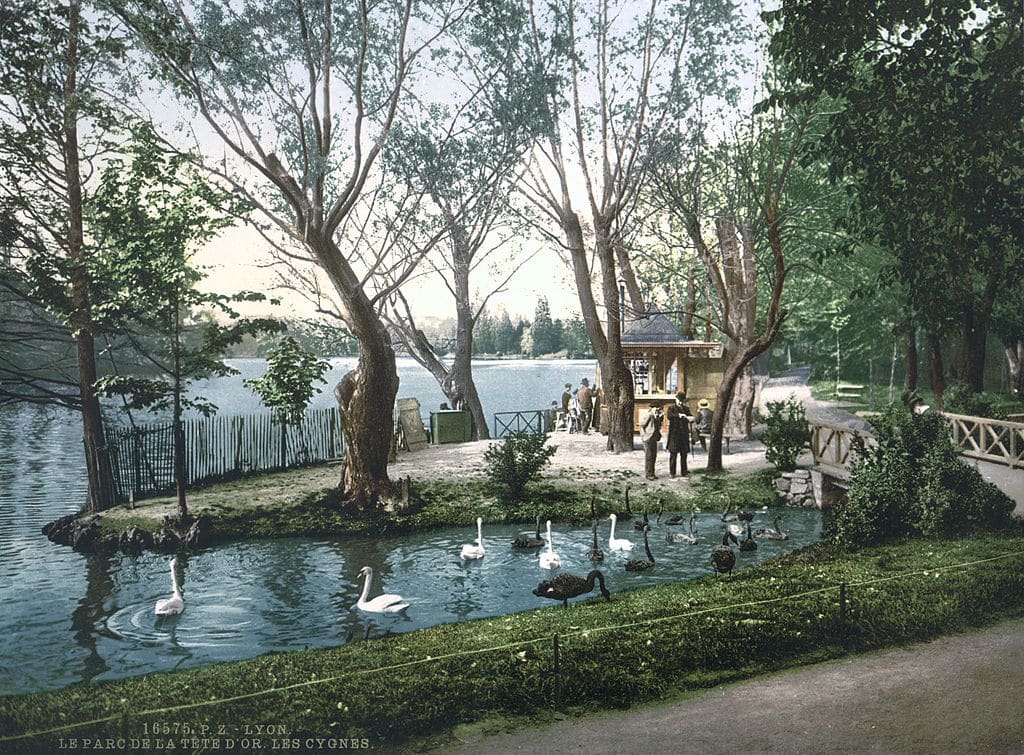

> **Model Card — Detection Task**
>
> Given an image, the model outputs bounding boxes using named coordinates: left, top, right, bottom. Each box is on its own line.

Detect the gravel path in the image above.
left=420, top=617, right=1024, bottom=754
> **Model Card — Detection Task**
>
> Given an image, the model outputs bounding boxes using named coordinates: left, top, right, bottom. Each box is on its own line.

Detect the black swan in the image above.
left=625, top=525, right=656, bottom=571
left=588, top=520, right=605, bottom=563
left=533, top=569, right=611, bottom=608
left=711, top=532, right=738, bottom=574
left=739, top=522, right=757, bottom=552
left=512, top=515, right=545, bottom=548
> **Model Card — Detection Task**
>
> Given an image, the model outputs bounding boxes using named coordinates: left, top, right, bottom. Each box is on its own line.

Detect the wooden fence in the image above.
left=106, top=407, right=344, bottom=502
left=944, top=412, right=1024, bottom=469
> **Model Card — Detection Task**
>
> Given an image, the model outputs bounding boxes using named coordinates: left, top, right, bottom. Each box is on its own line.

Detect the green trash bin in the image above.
left=430, top=410, right=472, bottom=444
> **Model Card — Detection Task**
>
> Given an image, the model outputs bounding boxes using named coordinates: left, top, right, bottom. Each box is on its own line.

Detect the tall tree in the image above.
left=519, top=0, right=748, bottom=452
left=88, top=124, right=280, bottom=519
left=114, top=0, right=472, bottom=509
left=0, top=0, right=124, bottom=510
left=765, top=0, right=1024, bottom=392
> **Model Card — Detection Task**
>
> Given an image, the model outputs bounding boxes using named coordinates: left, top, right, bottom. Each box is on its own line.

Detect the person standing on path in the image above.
left=666, top=393, right=692, bottom=477
left=640, top=402, right=664, bottom=480
left=577, top=378, right=593, bottom=435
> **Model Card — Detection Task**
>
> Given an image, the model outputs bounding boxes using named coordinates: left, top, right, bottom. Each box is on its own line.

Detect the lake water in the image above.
left=0, top=358, right=822, bottom=695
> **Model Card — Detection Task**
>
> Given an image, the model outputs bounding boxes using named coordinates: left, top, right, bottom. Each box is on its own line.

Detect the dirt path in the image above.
left=420, top=617, right=1024, bottom=754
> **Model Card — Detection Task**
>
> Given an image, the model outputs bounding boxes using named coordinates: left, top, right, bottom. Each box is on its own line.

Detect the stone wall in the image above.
left=774, top=469, right=817, bottom=507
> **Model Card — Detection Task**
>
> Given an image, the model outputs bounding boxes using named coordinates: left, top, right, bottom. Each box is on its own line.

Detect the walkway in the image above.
left=760, top=366, right=1024, bottom=516
left=422, top=617, right=1024, bottom=754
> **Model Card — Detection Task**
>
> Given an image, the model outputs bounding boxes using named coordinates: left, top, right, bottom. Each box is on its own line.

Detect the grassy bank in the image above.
left=3, top=531, right=1023, bottom=753
left=87, top=465, right=776, bottom=543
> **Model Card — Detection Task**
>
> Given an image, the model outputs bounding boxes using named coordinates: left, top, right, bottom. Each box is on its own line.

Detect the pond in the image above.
left=3, top=512, right=821, bottom=696
left=0, top=358, right=823, bottom=695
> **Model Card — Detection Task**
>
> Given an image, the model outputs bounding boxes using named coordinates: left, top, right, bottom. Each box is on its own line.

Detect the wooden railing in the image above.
left=809, top=412, right=1024, bottom=478
left=943, top=412, right=1024, bottom=469
left=809, top=422, right=872, bottom=480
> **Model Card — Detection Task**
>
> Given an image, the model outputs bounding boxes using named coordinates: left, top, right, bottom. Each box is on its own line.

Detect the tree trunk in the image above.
left=904, top=326, right=918, bottom=391
left=172, top=295, right=187, bottom=520
left=1005, top=340, right=1024, bottom=397
left=957, top=308, right=990, bottom=392
left=927, top=331, right=946, bottom=410
left=64, top=0, right=115, bottom=512
left=334, top=348, right=399, bottom=510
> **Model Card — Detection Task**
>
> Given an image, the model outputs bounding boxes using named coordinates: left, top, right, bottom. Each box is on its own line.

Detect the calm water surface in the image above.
left=0, top=358, right=822, bottom=695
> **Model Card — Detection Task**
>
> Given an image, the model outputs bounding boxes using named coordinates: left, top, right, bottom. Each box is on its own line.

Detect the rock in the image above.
left=182, top=515, right=211, bottom=548
left=119, top=525, right=153, bottom=555
left=151, top=527, right=181, bottom=550
left=774, top=478, right=791, bottom=493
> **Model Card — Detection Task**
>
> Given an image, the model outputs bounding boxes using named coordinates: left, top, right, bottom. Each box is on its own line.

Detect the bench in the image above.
left=836, top=383, right=864, bottom=401
left=691, top=433, right=730, bottom=454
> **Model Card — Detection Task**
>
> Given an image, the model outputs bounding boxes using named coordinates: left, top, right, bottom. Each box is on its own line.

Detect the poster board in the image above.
left=397, top=397, right=429, bottom=451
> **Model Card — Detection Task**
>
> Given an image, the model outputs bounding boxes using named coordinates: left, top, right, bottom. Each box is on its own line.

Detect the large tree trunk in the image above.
left=717, top=219, right=758, bottom=440
left=314, top=232, right=399, bottom=510
left=957, top=308, right=990, bottom=392
left=560, top=212, right=634, bottom=452
left=65, top=0, right=115, bottom=512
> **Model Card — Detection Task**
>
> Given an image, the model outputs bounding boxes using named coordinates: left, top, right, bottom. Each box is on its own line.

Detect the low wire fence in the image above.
left=106, top=407, right=344, bottom=502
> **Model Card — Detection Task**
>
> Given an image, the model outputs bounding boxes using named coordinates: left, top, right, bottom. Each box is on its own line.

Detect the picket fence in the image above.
left=106, top=407, right=344, bottom=502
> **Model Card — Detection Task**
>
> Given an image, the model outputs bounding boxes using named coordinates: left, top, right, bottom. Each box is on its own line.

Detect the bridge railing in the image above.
left=943, top=412, right=1024, bottom=469
left=808, top=422, right=873, bottom=480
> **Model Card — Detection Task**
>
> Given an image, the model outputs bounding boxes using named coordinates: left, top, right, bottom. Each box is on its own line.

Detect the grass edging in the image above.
left=3, top=532, right=1023, bottom=752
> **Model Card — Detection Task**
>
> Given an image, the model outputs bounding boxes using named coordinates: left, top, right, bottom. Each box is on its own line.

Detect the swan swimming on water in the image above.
left=512, top=515, right=545, bottom=548
left=666, top=512, right=698, bottom=544
left=588, top=520, right=605, bottom=563
left=355, top=566, right=409, bottom=614
left=154, top=558, right=184, bottom=616
left=625, top=525, right=656, bottom=571
left=755, top=516, right=789, bottom=540
left=607, top=513, right=634, bottom=551
left=539, top=520, right=561, bottom=569
left=460, top=516, right=486, bottom=560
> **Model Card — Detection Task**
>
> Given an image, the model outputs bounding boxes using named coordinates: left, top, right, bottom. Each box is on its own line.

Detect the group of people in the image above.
left=557, top=377, right=597, bottom=434
left=640, top=392, right=713, bottom=480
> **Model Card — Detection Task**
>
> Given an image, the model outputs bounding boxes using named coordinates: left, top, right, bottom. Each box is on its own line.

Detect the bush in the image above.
left=757, top=395, right=811, bottom=471
left=829, top=404, right=1016, bottom=547
left=483, top=432, right=557, bottom=501
left=943, top=383, right=1008, bottom=420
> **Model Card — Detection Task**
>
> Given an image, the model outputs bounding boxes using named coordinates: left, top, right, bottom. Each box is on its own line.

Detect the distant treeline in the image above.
left=227, top=297, right=595, bottom=360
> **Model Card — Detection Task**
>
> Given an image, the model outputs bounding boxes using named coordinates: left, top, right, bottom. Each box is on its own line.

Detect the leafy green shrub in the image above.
left=943, top=383, right=1008, bottom=420
left=757, top=395, right=811, bottom=471
left=829, top=405, right=1015, bottom=547
left=483, top=432, right=557, bottom=501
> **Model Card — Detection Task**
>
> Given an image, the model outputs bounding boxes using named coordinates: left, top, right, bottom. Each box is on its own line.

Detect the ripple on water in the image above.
left=105, top=596, right=255, bottom=649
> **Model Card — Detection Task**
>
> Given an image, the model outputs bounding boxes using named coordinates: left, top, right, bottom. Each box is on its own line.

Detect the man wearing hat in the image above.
left=577, top=378, right=593, bottom=434
left=694, top=398, right=713, bottom=450
left=667, top=392, right=694, bottom=477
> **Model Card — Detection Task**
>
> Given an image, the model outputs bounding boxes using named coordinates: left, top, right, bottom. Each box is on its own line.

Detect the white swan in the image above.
left=355, top=566, right=409, bottom=614
left=539, top=520, right=561, bottom=569
left=460, top=516, right=486, bottom=560
left=154, top=558, right=184, bottom=616
left=666, top=513, right=698, bottom=544
left=607, top=513, right=634, bottom=551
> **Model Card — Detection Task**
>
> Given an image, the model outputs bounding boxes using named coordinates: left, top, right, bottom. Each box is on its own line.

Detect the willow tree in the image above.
left=114, top=0, right=472, bottom=509
left=518, top=0, right=748, bottom=452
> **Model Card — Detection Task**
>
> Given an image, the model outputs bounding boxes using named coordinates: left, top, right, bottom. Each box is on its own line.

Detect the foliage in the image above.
left=757, top=396, right=811, bottom=471
left=5, top=532, right=1023, bottom=750
left=830, top=405, right=1015, bottom=546
left=88, top=123, right=281, bottom=417
left=482, top=432, right=557, bottom=501
left=245, top=336, right=329, bottom=426
left=765, top=0, right=1024, bottom=390
left=942, top=383, right=1009, bottom=420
